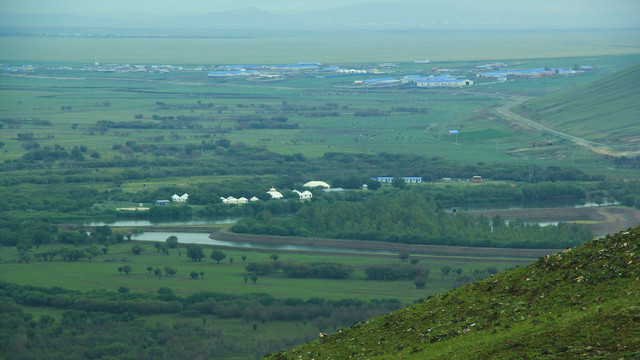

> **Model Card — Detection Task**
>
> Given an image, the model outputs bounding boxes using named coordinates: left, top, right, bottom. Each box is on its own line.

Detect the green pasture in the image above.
left=2, top=53, right=640, bottom=182
left=0, top=65, right=623, bottom=171
left=516, top=62, right=640, bottom=144
left=0, top=240, right=526, bottom=305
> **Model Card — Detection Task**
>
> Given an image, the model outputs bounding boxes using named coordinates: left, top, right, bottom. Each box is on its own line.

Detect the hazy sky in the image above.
left=2, top=0, right=639, bottom=17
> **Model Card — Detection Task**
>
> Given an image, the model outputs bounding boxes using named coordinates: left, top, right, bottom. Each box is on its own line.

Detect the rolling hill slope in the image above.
left=266, top=226, right=640, bottom=359
left=513, top=63, right=640, bottom=146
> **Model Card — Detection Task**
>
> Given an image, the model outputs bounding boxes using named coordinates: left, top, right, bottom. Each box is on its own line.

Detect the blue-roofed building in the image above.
left=270, top=63, right=319, bottom=71
left=478, top=67, right=583, bottom=79
left=355, top=78, right=401, bottom=86
left=208, top=70, right=260, bottom=77
left=371, top=177, right=423, bottom=184
left=154, top=200, right=170, bottom=207
left=217, top=65, right=263, bottom=70
left=402, top=75, right=472, bottom=87
left=416, top=77, right=473, bottom=87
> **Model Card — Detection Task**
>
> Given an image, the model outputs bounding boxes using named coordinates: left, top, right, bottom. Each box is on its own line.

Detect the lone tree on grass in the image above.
left=32, top=230, right=52, bottom=249
left=164, top=266, right=177, bottom=277
left=154, top=267, right=162, bottom=279
left=241, top=255, right=247, bottom=263
left=398, top=250, right=410, bottom=262
left=186, top=244, right=205, bottom=262
left=199, top=271, right=205, bottom=279
left=250, top=274, right=258, bottom=284
left=210, top=250, right=226, bottom=264
left=441, top=265, right=452, bottom=279
left=147, top=266, right=153, bottom=276
left=190, top=271, right=199, bottom=279
left=414, top=276, right=427, bottom=289
left=269, top=254, right=280, bottom=262
left=166, top=235, right=179, bottom=249
left=122, top=264, right=132, bottom=275
left=131, top=245, right=144, bottom=255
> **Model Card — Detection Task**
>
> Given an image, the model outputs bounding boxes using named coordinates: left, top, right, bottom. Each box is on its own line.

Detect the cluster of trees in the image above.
left=0, top=291, right=291, bottom=359
left=232, top=190, right=594, bottom=249
left=183, top=291, right=402, bottom=325
left=3, top=137, right=602, bottom=186
left=364, top=263, right=429, bottom=281
left=281, top=262, right=354, bottom=279
left=613, top=155, right=640, bottom=169
left=426, top=182, right=586, bottom=207
left=591, top=180, right=640, bottom=209
left=0, top=281, right=402, bottom=358
left=0, top=183, right=101, bottom=213
left=3, top=132, right=639, bottom=229
left=233, top=115, right=299, bottom=130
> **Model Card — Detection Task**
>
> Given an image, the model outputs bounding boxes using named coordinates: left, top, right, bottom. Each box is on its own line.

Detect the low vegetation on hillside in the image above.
left=515, top=63, right=640, bottom=146
left=266, top=226, right=640, bottom=359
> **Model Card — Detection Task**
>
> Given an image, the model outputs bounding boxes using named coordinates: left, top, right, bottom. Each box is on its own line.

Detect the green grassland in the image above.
left=266, top=226, right=640, bottom=359
left=2, top=53, right=640, bottom=179
left=0, top=240, right=525, bottom=304
left=0, top=238, right=528, bottom=359
left=514, top=62, right=640, bottom=146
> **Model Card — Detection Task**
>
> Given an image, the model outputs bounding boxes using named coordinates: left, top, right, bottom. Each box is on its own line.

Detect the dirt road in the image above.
left=496, top=97, right=640, bottom=157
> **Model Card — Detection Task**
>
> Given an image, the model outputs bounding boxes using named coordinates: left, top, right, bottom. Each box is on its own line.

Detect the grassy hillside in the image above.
left=514, top=63, right=640, bottom=146
left=266, top=226, right=640, bottom=359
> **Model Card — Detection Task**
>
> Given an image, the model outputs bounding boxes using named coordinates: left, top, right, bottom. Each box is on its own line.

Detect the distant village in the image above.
left=2, top=59, right=594, bottom=89
left=152, top=176, right=483, bottom=207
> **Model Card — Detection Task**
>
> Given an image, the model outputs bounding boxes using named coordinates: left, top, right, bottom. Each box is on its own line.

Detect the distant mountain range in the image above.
left=2, top=1, right=638, bottom=32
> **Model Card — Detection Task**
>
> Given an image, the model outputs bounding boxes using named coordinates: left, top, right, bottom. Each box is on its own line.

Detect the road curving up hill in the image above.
left=265, top=226, right=640, bottom=359
left=509, top=63, right=640, bottom=157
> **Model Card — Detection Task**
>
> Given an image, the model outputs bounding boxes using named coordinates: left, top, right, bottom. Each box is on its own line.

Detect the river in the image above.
left=84, top=218, right=238, bottom=227
left=131, top=231, right=399, bottom=255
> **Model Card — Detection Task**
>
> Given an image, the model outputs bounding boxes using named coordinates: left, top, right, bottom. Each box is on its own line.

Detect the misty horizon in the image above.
left=1, top=0, right=639, bottom=32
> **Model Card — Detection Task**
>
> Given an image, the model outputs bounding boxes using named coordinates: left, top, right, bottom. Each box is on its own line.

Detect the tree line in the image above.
left=232, top=189, right=594, bottom=249
left=0, top=283, right=316, bottom=359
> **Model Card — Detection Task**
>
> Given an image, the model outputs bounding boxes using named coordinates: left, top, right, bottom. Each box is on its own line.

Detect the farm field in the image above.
left=0, top=238, right=526, bottom=304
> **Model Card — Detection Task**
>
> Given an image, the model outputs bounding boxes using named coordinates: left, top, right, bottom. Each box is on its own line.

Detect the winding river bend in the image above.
left=130, top=229, right=559, bottom=261
left=100, top=203, right=640, bottom=260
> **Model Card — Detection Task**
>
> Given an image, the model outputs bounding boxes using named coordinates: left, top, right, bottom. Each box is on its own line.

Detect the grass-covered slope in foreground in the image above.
left=514, top=63, right=640, bottom=144
left=266, top=226, right=640, bottom=359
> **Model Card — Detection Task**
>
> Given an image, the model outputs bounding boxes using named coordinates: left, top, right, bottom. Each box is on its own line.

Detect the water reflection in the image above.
left=132, top=231, right=396, bottom=255
left=84, top=218, right=238, bottom=227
